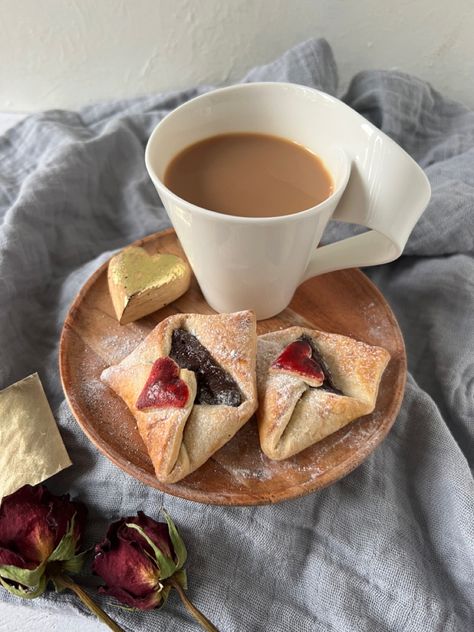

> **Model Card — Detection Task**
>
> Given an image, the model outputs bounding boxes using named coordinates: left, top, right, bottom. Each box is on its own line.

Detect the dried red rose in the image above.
left=0, top=484, right=87, bottom=598
left=0, top=487, right=217, bottom=631
left=92, top=510, right=186, bottom=609
left=93, top=511, right=218, bottom=631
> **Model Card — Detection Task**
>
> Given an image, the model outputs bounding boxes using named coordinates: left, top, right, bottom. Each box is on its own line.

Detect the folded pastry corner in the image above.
left=101, top=310, right=257, bottom=483
left=256, top=326, right=390, bottom=460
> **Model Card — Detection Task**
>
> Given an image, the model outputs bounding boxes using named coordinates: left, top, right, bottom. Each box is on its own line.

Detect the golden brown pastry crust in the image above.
left=256, top=327, right=390, bottom=460
left=101, top=311, right=257, bottom=483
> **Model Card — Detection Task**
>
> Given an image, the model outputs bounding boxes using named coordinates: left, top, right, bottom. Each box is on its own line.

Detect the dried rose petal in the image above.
left=0, top=485, right=86, bottom=570
left=118, top=512, right=174, bottom=561
left=93, top=527, right=162, bottom=609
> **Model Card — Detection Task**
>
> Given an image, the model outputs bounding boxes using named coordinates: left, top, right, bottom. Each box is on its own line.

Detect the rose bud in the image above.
left=0, top=484, right=87, bottom=598
left=92, top=510, right=187, bottom=609
left=93, top=511, right=219, bottom=631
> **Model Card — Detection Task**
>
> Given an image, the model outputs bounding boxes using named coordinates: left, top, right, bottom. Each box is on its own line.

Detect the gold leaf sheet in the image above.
left=0, top=373, right=71, bottom=501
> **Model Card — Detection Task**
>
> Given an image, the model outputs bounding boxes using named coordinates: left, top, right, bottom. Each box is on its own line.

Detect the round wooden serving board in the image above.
left=60, top=229, right=406, bottom=505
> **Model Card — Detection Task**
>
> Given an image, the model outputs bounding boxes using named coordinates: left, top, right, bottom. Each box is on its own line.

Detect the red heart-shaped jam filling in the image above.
left=136, top=357, right=189, bottom=410
left=271, top=339, right=325, bottom=385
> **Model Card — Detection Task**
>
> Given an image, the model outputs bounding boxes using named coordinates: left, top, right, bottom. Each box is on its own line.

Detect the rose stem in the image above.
left=54, top=574, right=126, bottom=632
left=168, top=576, right=220, bottom=632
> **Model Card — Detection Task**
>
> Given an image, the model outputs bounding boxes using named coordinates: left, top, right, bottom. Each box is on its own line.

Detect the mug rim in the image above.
left=144, top=82, right=351, bottom=225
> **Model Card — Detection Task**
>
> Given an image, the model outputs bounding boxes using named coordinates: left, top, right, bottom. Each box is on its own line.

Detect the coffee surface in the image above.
left=164, top=132, right=333, bottom=218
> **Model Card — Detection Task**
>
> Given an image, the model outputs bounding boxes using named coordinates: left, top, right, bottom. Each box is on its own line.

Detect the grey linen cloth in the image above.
left=1, top=38, right=473, bottom=631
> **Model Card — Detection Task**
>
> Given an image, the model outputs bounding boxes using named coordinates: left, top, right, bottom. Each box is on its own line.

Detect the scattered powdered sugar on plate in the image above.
left=212, top=417, right=329, bottom=487
left=361, top=300, right=393, bottom=346
left=100, top=333, right=144, bottom=364
left=76, top=362, right=148, bottom=463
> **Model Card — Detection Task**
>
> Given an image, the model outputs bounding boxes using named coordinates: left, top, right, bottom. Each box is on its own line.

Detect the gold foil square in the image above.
left=0, top=373, right=72, bottom=501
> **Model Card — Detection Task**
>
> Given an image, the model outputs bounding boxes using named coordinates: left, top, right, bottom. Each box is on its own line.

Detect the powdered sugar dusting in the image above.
left=100, top=332, right=144, bottom=364
left=210, top=412, right=384, bottom=488
left=76, top=358, right=148, bottom=463
left=361, top=300, right=394, bottom=347
left=211, top=418, right=317, bottom=487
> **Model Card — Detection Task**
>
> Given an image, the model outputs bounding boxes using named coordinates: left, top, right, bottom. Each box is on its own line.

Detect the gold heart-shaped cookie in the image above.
left=108, top=246, right=191, bottom=324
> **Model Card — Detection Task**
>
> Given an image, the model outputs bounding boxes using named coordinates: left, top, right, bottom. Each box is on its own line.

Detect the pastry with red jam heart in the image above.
left=101, top=310, right=257, bottom=483
left=257, top=326, right=390, bottom=460
left=136, top=357, right=190, bottom=410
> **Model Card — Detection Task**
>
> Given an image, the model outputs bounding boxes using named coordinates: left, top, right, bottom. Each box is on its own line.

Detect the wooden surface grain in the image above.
left=60, top=229, right=406, bottom=505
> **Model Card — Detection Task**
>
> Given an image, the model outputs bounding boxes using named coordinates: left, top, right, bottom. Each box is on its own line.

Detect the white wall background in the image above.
left=1, top=0, right=474, bottom=112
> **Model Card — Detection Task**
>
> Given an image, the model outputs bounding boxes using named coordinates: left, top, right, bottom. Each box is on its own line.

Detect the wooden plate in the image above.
left=60, top=229, right=406, bottom=505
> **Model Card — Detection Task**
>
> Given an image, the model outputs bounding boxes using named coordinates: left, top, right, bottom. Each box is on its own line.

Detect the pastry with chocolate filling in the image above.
left=101, top=311, right=257, bottom=483
left=256, top=327, right=390, bottom=460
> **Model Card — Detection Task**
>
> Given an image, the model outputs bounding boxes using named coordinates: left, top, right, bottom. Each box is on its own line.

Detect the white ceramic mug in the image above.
left=145, top=82, right=431, bottom=320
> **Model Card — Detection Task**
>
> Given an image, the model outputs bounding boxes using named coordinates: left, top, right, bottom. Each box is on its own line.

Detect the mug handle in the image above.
left=302, top=147, right=431, bottom=282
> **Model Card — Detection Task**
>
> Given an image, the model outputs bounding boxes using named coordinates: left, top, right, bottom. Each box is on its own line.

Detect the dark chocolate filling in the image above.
left=169, top=329, right=243, bottom=407
left=300, top=335, right=344, bottom=395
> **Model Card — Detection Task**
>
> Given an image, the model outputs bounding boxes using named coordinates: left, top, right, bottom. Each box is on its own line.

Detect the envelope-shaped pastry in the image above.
left=101, top=311, right=257, bottom=483
left=256, top=327, right=390, bottom=460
